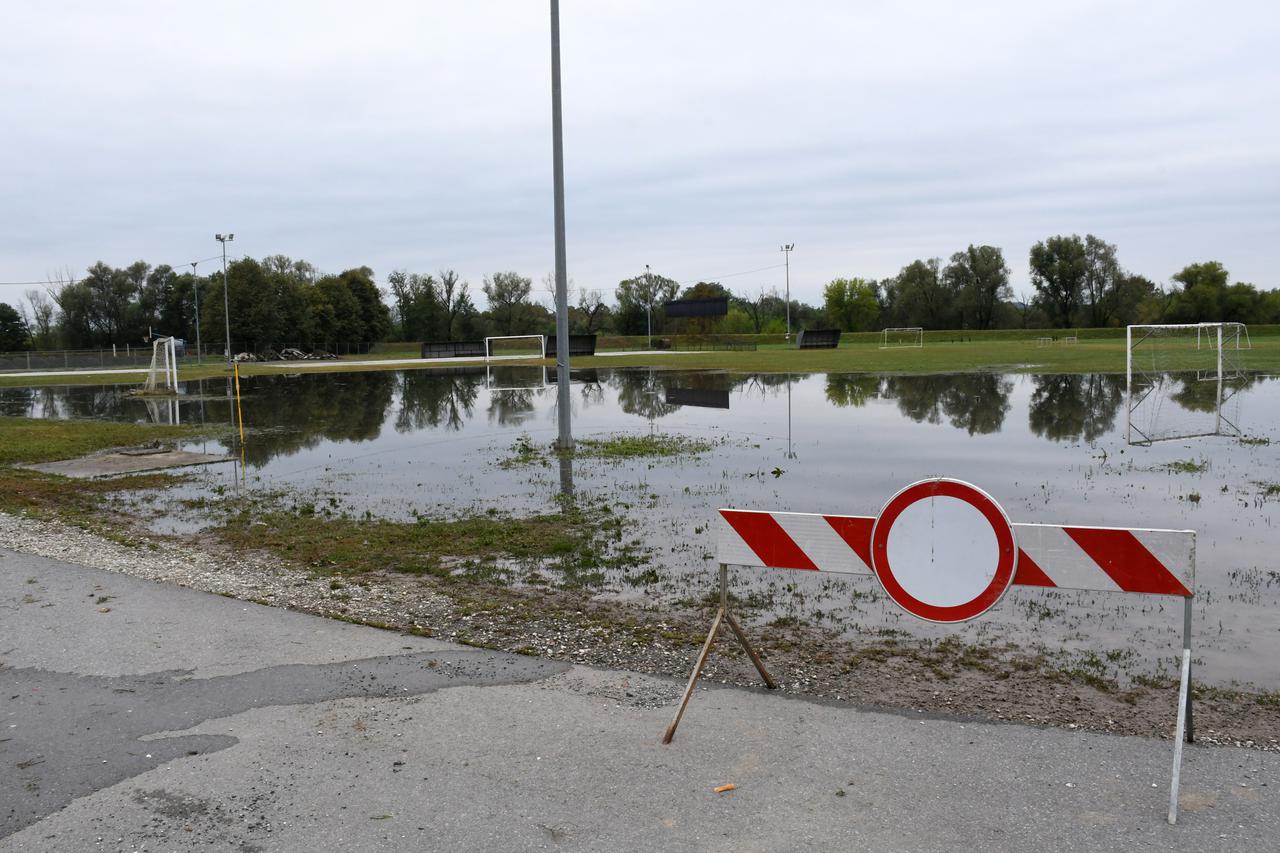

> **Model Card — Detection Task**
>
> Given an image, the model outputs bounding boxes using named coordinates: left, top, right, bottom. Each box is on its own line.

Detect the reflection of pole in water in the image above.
left=558, top=450, right=574, bottom=503
left=786, top=373, right=796, bottom=459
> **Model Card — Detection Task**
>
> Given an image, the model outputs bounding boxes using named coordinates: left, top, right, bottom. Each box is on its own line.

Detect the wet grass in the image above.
left=0, top=467, right=184, bottom=531
left=1163, top=458, right=1209, bottom=474
left=0, top=416, right=211, bottom=465
left=499, top=431, right=717, bottom=468
left=215, top=496, right=648, bottom=590
left=575, top=433, right=715, bottom=460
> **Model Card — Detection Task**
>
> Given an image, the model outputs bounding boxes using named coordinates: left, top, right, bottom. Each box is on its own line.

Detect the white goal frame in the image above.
left=484, top=334, right=546, bottom=362
left=1125, top=323, right=1247, bottom=445
left=143, top=336, right=178, bottom=393
left=880, top=327, right=924, bottom=349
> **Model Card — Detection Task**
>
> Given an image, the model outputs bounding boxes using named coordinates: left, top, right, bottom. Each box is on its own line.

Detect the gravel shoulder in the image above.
left=1, top=509, right=1276, bottom=752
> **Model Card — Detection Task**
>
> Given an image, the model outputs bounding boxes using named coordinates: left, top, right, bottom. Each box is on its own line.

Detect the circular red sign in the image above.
left=870, top=478, right=1017, bottom=623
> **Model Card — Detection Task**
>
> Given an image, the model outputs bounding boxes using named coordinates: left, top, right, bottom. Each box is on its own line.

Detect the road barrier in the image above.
left=664, top=477, right=1196, bottom=824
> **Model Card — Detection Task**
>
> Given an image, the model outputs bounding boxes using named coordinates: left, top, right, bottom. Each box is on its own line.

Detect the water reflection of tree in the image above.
left=238, top=372, right=396, bottom=464
left=487, top=389, right=539, bottom=426
left=1169, top=373, right=1256, bottom=413
left=395, top=369, right=482, bottom=433
left=610, top=370, right=679, bottom=420
left=881, top=374, right=1012, bottom=435
left=1028, top=374, right=1123, bottom=442
left=824, top=374, right=882, bottom=407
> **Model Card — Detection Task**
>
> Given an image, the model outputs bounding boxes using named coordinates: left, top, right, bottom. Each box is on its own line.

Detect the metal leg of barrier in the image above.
left=662, top=607, right=723, bottom=745
left=1183, top=596, right=1194, bottom=744
left=662, top=564, right=777, bottom=744
left=724, top=610, right=777, bottom=689
left=1168, top=596, right=1193, bottom=825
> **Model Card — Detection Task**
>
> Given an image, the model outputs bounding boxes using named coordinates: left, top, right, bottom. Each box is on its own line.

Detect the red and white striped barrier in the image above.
left=673, top=478, right=1196, bottom=825
left=717, top=512, right=1194, bottom=598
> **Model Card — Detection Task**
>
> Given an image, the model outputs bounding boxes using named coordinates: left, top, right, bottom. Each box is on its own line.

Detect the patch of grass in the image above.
left=574, top=433, right=714, bottom=460
left=0, top=416, right=211, bottom=465
left=1163, top=458, right=1209, bottom=474
left=499, top=431, right=717, bottom=468
left=215, top=499, right=638, bottom=590
left=0, top=467, right=185, bottom=523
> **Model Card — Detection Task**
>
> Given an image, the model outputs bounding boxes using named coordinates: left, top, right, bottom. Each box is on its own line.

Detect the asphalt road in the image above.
left=2, top=547, right=1276, bottom=852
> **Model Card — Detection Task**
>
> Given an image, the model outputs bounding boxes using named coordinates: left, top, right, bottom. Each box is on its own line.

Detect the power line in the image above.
left=688, top=262, right=787, bottom=282
left=0, top=254, right=238, bottom=288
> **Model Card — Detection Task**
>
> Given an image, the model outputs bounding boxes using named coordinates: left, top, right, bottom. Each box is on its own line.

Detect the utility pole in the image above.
left=190, top=261, right=202, bottom=362
left=215, top=234, right=234, bottom=362
left=550, top=0, right=572, bottom=450
left=781, top=243, right=794, bottom=343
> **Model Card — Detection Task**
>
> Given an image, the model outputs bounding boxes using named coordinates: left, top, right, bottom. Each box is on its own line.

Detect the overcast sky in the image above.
left=1, top=0, right=1277, bottom=310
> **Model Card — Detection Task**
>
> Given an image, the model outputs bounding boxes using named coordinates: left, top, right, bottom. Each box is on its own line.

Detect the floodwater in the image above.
left=4, top=366, right=1278, bottom=688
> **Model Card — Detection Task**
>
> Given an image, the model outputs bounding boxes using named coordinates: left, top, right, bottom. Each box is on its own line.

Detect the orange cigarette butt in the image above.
left=713, top=783, right=736, bottom=794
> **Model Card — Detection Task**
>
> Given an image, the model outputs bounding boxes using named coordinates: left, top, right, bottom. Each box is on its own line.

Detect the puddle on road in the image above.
left=4, top=366, right=1278, bottom=688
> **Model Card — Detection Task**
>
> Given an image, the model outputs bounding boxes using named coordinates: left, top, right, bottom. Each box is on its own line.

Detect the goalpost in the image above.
left=484, top=334, right=546, bottom=362
left=1126, top=323, right=1248, bottom=445
left=142, top=336, right=178, bottom=393
left=880, top=327, right=924, bottom=349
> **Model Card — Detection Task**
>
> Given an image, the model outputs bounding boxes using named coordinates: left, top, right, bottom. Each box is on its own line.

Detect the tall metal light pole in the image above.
left=644, top=263, right=652, bottom=349
left=549, top=0, right=572, bottom=450
left=215, top=234, right=234, bottom=363
left=189, top=261, right=202, bottom=362
left=781, top=243, right=794, bottom=343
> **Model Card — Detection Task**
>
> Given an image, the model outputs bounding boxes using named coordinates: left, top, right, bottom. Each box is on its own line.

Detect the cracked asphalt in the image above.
left=2, top=547, right=1276, bottom=852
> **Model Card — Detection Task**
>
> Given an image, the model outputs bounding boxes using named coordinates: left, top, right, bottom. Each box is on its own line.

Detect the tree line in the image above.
left=821, top=236, right=1279, bottom=332
left=1, top=237, right=1275, bottom=353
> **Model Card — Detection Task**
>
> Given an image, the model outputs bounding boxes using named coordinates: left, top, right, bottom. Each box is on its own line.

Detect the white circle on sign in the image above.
left=883, top=495, right=1000, bottom=608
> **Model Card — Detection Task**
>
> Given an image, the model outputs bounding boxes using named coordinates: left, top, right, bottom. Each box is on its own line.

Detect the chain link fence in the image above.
left=0, top=342, right=379, bottom=373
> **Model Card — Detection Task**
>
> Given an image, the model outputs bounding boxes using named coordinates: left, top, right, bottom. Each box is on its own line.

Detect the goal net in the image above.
left=142, top=336, right=178, bottom=393
left=484, top=335, right=546, bottom=361
left=1126, top=323, right=1247, bottom=445
left=880, top=327, right=924, bottom=349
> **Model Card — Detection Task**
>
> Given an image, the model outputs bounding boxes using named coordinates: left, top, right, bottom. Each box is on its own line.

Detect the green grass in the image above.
left=0, top=416, right=211, bottom=465
left=215, top=497, right=646, bottom=589
left=499, top=432, right=718, bottom=468
left=3, top=333, right=1278, bottom=389
left=575, top=433, right=715, bottom=459
left=576, top=335, right=1280, bottom=374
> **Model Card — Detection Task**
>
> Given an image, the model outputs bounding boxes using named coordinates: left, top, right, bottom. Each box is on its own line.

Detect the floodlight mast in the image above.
left=781, top=243, right=794, bottom=342
left=644, top=264, right=652, bottom=349
left=215, top=233, right=234, bottom=364
left=190, top=261, right=202, bottom=362
left=549, top=0, right=572, bottom=450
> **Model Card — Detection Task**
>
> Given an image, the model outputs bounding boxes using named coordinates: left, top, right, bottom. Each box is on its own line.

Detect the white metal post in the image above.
left=1215, top=324, right=1223, bottom=435
left=1125, top=325, right=1133, bottom=444
left=1169, top=596, right=1193, bottom=824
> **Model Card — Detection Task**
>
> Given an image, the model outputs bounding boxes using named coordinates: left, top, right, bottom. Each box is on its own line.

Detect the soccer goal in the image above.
left=484, top=334, right=546, bottom=362
left=1126, top=323, right=1248, bottom=445
left=142, top=336, right=178, bottom=393
left=880, top=327, right=924, bottom=349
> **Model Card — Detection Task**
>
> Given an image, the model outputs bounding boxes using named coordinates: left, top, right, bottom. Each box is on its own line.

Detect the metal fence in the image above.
left=0, top=342, right=379, bottom=373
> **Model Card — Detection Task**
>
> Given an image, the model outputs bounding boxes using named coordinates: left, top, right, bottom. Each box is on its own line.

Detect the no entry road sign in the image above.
left=870, top=479, right=1017, bottom=623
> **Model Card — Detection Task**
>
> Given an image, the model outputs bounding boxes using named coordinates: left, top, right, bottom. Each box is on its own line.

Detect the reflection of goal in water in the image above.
left=1126, top=323, right=1247, bottom=445
left=483, top=335, right=546, bottom=362
left=880, top=327, right=923, bottom=349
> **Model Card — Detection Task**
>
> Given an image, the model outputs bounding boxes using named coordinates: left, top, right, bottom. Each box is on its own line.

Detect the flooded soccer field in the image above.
left=4, top=365, right=1278, bottom=689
